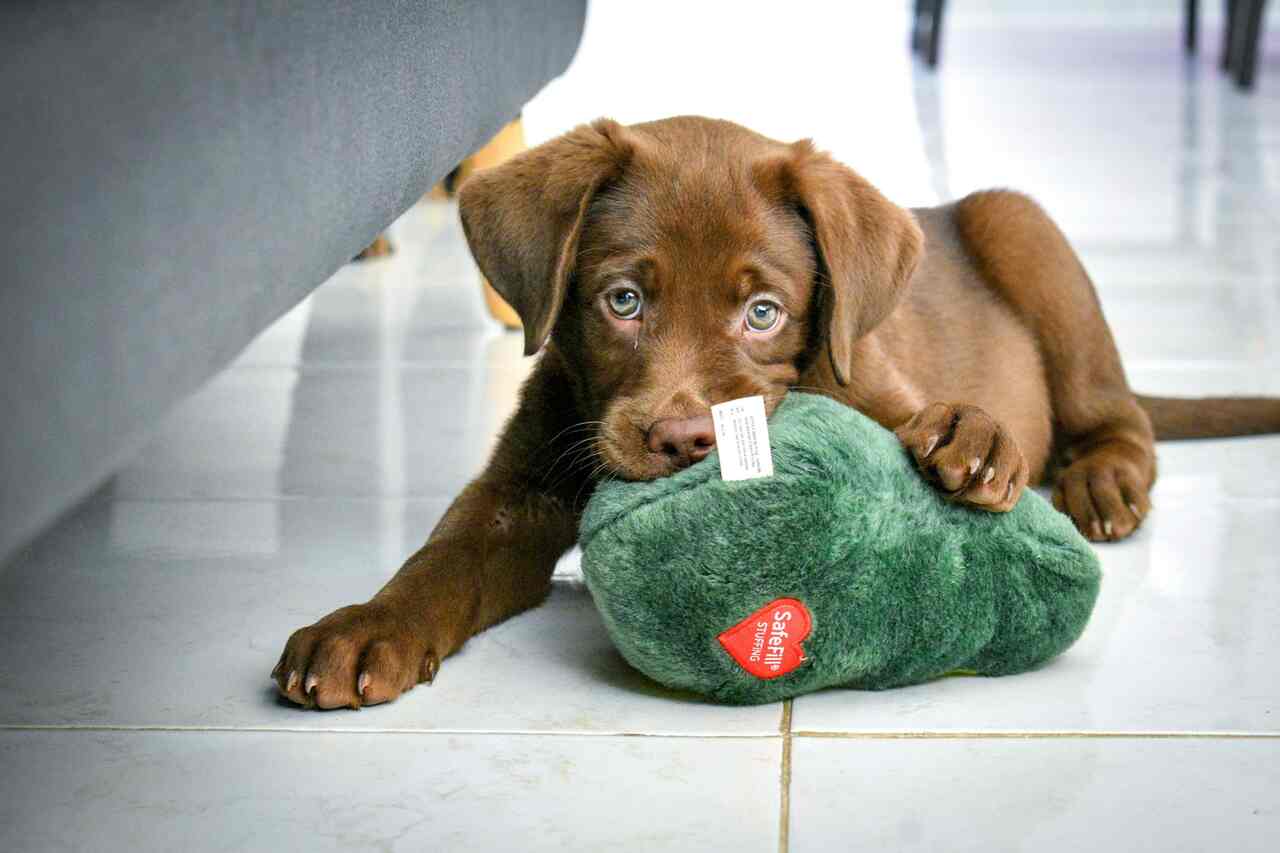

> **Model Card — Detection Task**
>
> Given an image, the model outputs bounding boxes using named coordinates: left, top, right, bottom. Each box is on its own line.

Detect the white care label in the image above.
left=710, top=395, right=775, bottom=481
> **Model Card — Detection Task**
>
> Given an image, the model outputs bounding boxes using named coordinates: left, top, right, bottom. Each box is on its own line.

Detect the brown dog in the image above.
left=273, top=116, right=1280, bottom=710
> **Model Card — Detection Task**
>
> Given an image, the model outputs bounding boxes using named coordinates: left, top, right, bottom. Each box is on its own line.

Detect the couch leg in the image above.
left=458, top=118, right=527, bottom=330
left=354, top=233, right=393, bottom=261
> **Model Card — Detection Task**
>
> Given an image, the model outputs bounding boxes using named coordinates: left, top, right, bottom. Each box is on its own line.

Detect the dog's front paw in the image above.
left=1052, top=451, right=1151, bottom=542
left=895, top=402, right=1029, bottom=512
left=272, top=602, right=438, bottom=710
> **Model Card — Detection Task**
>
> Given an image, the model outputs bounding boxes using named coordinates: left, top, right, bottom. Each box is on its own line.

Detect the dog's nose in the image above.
left=647, top=416, right=716, bottom=469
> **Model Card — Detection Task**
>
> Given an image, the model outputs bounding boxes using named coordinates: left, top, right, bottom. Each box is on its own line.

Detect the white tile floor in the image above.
left=3, top=3, right=1280, bottom=850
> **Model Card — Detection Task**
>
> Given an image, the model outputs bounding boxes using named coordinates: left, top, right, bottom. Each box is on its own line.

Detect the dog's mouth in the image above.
left=595, top=423, right=691, bottom=482
left=595, top=391, right=786, bottom=482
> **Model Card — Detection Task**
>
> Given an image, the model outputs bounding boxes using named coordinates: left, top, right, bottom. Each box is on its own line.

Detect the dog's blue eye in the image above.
left=746, top=300, right=781, bottom=332
left=607, top=288, right=642, bottom=320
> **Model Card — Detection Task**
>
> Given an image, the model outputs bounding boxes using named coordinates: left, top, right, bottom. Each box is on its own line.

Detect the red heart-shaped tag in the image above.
left=717, top=598, right=812, bottom=680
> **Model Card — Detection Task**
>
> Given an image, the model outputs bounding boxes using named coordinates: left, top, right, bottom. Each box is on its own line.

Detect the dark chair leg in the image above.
left=924, top=0, right=947, bottom=68
left=1186, top=0, right=1200, bottom=52
left=1233, top=0, right=1268, bottom=88
left=1221, top=0, right=1239, bottom=70
left=912, top=0, right=925, bottom=52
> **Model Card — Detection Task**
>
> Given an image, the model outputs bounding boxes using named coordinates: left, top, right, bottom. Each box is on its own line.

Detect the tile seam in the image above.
left=779, top=700, right=794, bottom=853
left=791, top=730, right=1280, bottom=740
left=0, top=724, right=785, bottom=739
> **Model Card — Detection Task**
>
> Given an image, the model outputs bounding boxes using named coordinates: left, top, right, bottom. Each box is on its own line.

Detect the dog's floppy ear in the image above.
left=458, top=119, right=634, bottom=355
left=755, top=141, right=924, bottom=385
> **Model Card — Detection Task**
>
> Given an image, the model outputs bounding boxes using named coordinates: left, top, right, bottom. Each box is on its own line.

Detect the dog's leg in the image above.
left=272, top=357, right=589, bottom=708
left=954, top=190, right=1156, bottom=542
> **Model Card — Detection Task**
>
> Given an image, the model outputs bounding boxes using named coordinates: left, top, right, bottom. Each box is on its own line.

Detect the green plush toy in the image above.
left=579, top=393, right=1101, bottom=705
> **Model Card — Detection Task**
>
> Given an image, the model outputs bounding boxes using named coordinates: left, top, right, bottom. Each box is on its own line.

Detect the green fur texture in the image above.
left=579, top=393, right=1101, bottom=705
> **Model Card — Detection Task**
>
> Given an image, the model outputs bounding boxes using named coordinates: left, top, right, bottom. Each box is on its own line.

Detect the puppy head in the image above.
left=459, top=117, right=922, bottom=480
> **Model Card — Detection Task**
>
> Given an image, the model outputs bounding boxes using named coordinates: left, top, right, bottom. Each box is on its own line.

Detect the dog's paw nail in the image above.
left=286, top=670, right=299, bottom=692
left=1128, top=502, right=1142, bottom=519
left=357, top=672, right=371, bottom=696
left=1103, top=519, right=1114, bottom=537
left=983, top=466, right=995, bottom=484
left=968, top=457, right=981, bottom=475
left=304, top=673, right=318, bottom=695
left=1005, top=481, right=1015, bottom=503
left=922, top=435, right=939, bottom=457
left=1090, top=520, right=1103, bottom=539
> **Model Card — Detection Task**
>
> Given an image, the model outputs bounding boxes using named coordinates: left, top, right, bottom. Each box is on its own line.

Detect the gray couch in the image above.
left=0, top=0, right=587, bottom=564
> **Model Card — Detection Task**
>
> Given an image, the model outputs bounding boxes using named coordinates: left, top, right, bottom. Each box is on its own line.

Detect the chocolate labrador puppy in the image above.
left=273, top=116, right=1280, bottom=709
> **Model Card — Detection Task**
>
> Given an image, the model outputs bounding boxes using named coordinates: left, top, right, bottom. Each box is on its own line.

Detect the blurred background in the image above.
left=527, top=1, right=1276, bottom=239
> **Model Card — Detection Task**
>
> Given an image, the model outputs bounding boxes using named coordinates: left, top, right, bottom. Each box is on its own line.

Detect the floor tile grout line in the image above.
left=0, top=724, right=784, bottom=739
left=4, top=724, right=1273, bottom=740
left=792, top=730, right=1280, bottom=740
left=778, top=700, right=793, bottom=853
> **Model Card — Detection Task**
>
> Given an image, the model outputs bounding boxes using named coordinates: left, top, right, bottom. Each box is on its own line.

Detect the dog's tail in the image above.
left=1135, top=394, right=1280, bottom=439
